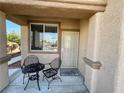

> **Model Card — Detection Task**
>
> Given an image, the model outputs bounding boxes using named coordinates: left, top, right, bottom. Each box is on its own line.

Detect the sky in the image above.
left=6, top=20, right=21, bottom=34
left=44, top=33, right=57, bottom=42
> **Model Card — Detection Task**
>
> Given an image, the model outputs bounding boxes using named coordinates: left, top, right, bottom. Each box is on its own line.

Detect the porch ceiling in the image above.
left=0, top=0, right=106, bottom=19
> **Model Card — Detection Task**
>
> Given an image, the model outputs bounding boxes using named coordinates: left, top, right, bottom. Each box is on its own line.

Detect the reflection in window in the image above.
left=30, top=23, right=58, bottom=52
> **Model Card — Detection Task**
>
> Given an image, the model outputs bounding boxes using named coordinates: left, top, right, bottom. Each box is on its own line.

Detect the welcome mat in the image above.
left=60, top=68, right=80, bottom=76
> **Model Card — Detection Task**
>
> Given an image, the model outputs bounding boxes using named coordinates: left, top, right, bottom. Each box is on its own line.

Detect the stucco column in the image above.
left=85, top=12, right=103, bottom=93
left=0, top=11, right=9, bottom=91
left=114, top=8, right=124, bottom=93
left=21, top=25, right=28, bottom=63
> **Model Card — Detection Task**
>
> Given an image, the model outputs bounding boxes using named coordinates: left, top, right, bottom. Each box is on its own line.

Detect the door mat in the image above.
left=60, top=68, right=80, bottom=76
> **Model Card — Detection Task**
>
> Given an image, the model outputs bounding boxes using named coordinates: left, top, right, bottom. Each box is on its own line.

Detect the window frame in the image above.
left=29, top=22, right=59, bottom=53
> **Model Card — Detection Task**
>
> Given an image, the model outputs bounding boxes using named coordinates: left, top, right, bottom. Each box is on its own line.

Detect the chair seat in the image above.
left=43, top=68, right=58, bottom=78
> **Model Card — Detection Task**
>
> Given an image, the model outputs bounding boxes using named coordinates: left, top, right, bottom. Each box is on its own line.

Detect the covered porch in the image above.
left=1, top=0, right=123, bottom=93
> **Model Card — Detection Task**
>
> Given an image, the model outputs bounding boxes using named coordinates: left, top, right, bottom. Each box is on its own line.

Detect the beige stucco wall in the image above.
left=0, top=11, right=9, bottom=92
left=78, top=19, right=89, bottom=76
left=96, top=0, right=122, bottom=93
left=85, top=0, right=123, bottom=93
left=84, top=13, right=102, bottom=93
left=87, top=13, right=101, bottom=61
left=21, top=19, right=80, bottom=64
left=60, top=19, right=80, bottom=30
left=30, top=18, right=80, bottom=30
left=0, top=11, right=7, bottom=57
left=114, top=4, right=124, bottom=93
left=0, top=63, right=9, bottom=91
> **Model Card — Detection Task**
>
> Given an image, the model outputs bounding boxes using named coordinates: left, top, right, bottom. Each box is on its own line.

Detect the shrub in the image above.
left=7, top=32, right=20, bottom=45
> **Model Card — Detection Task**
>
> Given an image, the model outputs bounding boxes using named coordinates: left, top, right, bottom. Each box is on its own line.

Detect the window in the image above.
left=30, top=23, right=58, bottom=52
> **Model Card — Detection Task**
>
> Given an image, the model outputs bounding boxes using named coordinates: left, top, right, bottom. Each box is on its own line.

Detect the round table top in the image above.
left=22, top=63, right=45, bottom=74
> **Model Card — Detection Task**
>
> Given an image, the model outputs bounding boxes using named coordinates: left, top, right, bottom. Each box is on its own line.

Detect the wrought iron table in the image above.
left=22, top=63, right=45, bottom=90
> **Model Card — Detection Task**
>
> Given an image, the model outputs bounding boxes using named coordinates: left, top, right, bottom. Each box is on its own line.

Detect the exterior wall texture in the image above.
left=96, top=0, right=122, bottom=93
left=85, top=0, right=123, bottom=93
left=114, top=3, right=124, bottom=93
left=0, top=11, right=9, bottom=92
left=85, top=13, right=102, bottom=93
left=29, top=18, right=80, bottom=30
left=78, top=19, right=89, bottom=76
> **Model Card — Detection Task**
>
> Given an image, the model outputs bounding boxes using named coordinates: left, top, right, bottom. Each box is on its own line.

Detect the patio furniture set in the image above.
left=21, top=55, right=62, bottom=90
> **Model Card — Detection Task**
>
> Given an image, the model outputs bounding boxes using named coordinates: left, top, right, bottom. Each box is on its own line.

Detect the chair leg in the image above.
left=23, top=74, right=25, bottom=84
left=53, top=75, right=62, bottom=82
left=36, top=72, right=40, bottom=90
left=44, top=77, right=51, bottom=89
left=44, top=75, right=62, bottom=89
left=48, top=81, right=50, bottom=89
left=37, top=79, right=40, bottom=90
left=42, top=75, right=45, bottom=81
left=48, top=79, right=53, bottom=89
left=24, top=78, right=30, bottom=90
left=57, top=75, right=62, bottom=82
left=24, top=74, right=30, bottom=90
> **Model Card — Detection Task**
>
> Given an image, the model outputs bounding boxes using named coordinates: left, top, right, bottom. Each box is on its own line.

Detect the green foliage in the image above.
left=7, top=32, right=20, bottom=45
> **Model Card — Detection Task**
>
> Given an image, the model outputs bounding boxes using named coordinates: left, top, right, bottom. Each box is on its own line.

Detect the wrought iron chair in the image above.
left=21, top=55, right=45, bottom=91
left=42, top=57, right=62, bottom=89
left=21, top=55, right=39, bottom=84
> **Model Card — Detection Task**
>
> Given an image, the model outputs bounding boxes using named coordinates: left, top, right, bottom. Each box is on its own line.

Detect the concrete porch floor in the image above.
left=2, top=71, right=89, bottom=93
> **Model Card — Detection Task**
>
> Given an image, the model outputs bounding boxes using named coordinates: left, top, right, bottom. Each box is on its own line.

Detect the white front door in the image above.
left=61, top=31, right=79, bottom=68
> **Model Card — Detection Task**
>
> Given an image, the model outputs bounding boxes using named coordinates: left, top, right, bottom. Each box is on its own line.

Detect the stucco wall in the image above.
left=114, top=4, right=124, bottom=93
left=21, top=19, right=80, bottom=64
left=96, top=0, right=122, bottom=93
left=87, top=13, right=101, bottom=61
left=85, top=0, right=123, bottom=93
left=78, top=19, right=89, bottom=76
left=30, top=18, right=80, bottom=30
left=0, top=11, right=9, bottom=92
left=0, top=11, right=7, bottom=57
left=84, top=13, right=102, bottom=93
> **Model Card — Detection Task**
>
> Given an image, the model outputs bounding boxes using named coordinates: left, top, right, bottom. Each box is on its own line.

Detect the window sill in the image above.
left=28, top=51, right=59, bottom=54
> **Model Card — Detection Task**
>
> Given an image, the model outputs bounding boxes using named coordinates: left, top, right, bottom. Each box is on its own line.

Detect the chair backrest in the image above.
left=23, top=55, right=39, bottom=66
left=49, top=57, right=61, bottom=70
